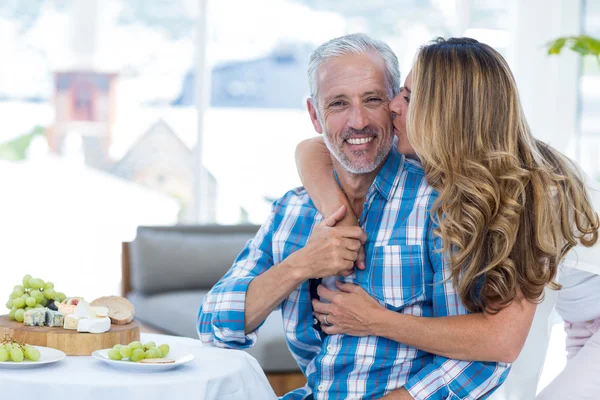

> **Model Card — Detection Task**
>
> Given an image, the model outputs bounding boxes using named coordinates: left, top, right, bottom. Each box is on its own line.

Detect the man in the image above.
left=197, top=33, right=508, bottom=399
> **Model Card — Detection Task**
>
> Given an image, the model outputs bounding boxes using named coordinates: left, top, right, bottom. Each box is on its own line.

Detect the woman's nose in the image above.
left=389, top=95, right=402, bottom=115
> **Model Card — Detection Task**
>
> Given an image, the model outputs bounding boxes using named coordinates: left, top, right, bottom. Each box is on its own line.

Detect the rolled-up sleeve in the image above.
left=197, top=211, right=275, bottom=349
left=405, top=219, right=510, bottom=399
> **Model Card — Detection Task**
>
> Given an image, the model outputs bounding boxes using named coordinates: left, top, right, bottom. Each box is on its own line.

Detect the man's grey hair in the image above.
left=308, top=33, right=401, bottom=108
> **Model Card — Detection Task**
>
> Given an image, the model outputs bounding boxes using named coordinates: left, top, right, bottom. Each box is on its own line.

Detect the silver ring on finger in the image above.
left=323, top=314, right=332, bottom=326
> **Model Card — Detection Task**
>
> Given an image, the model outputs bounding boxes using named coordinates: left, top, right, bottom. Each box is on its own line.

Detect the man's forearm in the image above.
left=245, top=257, right=308, bottom=333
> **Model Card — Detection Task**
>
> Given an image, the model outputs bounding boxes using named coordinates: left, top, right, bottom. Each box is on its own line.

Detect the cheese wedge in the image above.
left=58, top=304, right=76, bottom=316
left=64, top=314, right=83, bottom=330
left=75, top=300, right=96, bottom=319
left=77, top=317, right=111, bottom=334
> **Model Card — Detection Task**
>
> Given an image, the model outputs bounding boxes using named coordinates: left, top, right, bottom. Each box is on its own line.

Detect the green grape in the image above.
left=9, top=348, right=24, bottom=362
left=13, top=285, right=24, bottom=292
left=55, top=292, right=66, bottom=302
left=6, top=299, right=13, bottom=309
left=0, top=344, right=5, bottom=350
left=44, top=282, right=54, bottom=290
left=129, top=341, right=143, bottom=351
left=143, top=341, right=156, bottom=350
left=24, top=346, right=40, bottom=361
left=112, top=344, right=123, bottom=351
left=24, top=307, right=32, bottom=311
left=43, top=289, right=56, bottom=300
left=14, top=309, right=25, bottom=323
left=31, top=279, right=45, bottom=290
left=34, top=304, right=44, bottom=309
left=130, top=348, right=145, bottom=362
left=0, top=349, right=8, bottom=362
left=25, top=297, right=36, bottom=307
left=30, top=290, right=44, bottom=303
left=4, top=344, right=12, bottom=351
left=22, top=274, right=32, bottom=289
left=154, top=347, right=163, bottom=358
left=158, top=344, right=169, bottom=357
left=11, top=288, right=24, bottom=298
left=8, top=307, right=17, bottom=320
left=13, top=298, right=25, bottom=309
left=119, top=346, right=132, bottom=359
left=108, top=349, right=122, bottom=360
left=144, top=349, right=158, bottom=359
left=40, top=298, right=48, bottom=306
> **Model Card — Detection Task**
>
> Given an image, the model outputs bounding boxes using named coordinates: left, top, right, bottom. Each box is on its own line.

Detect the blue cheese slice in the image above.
left=45, top=309, right=64, bottom=327
left=24, top=309, right=46, bottom=326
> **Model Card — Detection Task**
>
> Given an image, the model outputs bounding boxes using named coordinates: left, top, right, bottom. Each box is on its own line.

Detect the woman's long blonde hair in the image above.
left=407, top=37, right=599, bottom=313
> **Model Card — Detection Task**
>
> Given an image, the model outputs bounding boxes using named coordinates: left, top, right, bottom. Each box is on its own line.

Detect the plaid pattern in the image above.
left=197, top=146, right=509, bottom=399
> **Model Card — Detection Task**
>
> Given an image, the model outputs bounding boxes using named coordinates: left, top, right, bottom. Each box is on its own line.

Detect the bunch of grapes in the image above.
left=0, top=335, right=41, bottom=362
left=5, top=275, right=67, bottom=322
left=108, top=341, right=170, bottom=362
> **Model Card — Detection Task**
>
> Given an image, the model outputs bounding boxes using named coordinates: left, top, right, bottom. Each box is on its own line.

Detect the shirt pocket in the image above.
left=368, top=244, right=426, bottom=311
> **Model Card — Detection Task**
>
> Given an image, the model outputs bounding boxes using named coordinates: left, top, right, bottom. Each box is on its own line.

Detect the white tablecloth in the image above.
left=0, top=333, right=278, bottom=400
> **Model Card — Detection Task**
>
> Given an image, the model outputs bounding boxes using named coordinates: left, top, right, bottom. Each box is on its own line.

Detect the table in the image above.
left=0, top=333, right=278, bottom=400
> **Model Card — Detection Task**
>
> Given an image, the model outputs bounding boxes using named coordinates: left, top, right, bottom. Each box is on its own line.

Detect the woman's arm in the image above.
left=296, top=137, right=356, bottom=225
left=374, top=298, right=535, bottom=363
left=299, top=137, right=535, bottom=363
left=314, top=282, right=535, bottom=363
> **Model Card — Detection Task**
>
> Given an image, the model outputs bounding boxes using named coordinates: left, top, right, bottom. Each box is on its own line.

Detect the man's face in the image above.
left=308, top=52, right=394, bottom=174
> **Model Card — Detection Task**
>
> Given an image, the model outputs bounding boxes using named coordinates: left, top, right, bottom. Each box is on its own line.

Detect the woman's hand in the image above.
left=312, top=281, right=385, bottom=336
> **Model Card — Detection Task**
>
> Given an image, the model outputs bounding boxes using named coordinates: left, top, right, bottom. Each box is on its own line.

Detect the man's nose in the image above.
left=348, top=106, right=369, bottom=130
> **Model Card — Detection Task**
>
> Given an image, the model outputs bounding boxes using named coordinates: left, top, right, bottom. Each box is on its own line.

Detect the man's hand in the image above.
left=287, top=205, right=367, bottom=279
left=312, top=281, right=386, bottom=336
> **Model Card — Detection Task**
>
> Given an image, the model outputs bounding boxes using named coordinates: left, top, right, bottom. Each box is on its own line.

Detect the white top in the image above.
left=555, top=176, right=600, bottom=323
left=0, top=333, right=277, bottom=400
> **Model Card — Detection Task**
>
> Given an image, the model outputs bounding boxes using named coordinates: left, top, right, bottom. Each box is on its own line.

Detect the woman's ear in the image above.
left=306, top=99, right=324, bottom=134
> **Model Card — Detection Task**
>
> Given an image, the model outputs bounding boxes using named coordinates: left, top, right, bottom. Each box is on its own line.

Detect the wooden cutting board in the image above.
left=0, top=315, right=140, bottom=356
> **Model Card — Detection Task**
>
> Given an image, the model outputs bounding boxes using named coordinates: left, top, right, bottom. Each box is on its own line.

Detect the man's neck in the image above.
left=333, top=159, right=382, bottom=218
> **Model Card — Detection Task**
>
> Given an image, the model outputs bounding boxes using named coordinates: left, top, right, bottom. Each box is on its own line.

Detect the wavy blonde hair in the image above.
left=407, top=37, right=599, bottom=313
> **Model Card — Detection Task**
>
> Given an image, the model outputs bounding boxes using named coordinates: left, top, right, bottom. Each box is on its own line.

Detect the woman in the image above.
left=295, top=37, right=599, bottom=376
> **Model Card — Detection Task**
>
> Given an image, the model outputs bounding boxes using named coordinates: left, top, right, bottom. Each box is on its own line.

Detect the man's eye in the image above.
left=367, top=98, right=382, bottom=103
left=330, top=101, right=345, bottom=107
left=403, top=96, right=410, bottom=103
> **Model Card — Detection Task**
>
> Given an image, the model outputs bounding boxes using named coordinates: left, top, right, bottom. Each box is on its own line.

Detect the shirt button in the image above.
left=327, top=345, right=333, bottom=352
left=318, top=384, right=325, bottom=391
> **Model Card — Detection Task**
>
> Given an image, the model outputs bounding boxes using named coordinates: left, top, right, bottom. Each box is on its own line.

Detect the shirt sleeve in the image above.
left=404, top=217, right=511, bottom=399
left=196, top=207, right=276, bottom=349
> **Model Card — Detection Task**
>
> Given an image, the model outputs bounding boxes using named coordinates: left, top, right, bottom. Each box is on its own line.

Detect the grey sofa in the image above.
left=123, top=224, right=300, bottom=373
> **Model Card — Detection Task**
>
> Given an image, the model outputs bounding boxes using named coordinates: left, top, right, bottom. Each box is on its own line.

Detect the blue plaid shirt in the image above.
left=197, top=145, right=509, bottom=399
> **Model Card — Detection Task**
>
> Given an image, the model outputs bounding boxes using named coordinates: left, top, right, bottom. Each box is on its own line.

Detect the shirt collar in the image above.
left=372, top=144, right=404, bottom=201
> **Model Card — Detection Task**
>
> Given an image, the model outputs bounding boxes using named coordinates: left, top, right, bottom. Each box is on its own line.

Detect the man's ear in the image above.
left=306, top=99, right=323, bottom=134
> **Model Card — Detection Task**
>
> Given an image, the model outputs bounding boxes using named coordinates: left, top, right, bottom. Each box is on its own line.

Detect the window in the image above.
left=578, top=0, right=600, bottom=179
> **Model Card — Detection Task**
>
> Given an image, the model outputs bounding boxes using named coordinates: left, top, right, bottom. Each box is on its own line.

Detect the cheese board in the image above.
left=0, top=315, right=140, bottom=356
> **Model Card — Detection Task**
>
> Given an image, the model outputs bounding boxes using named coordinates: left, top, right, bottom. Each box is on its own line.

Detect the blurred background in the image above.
left=0, top=0, right=598, bottom=391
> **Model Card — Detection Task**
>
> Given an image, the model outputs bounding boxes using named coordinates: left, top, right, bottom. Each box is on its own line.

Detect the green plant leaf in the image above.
left=548, top=37, right=567, bottom=55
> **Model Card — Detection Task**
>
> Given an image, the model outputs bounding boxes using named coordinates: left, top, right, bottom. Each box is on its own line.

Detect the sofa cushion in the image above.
left=128, top=290, right=300, bottom=373
left=130, top=226, right=258, bottom=295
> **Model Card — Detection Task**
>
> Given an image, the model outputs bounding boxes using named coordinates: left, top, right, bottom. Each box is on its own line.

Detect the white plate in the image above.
left=0, top=346, right=66, bottom=368
left=92, top=348, right=195, bottom=372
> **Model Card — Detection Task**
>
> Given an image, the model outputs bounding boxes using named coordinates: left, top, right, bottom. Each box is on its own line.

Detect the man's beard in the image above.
left=323, top=125, right=392, bottom=174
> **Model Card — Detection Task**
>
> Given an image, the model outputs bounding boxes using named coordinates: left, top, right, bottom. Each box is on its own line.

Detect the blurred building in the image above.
left=110, top=119, right=217, bottom=223
left=173, top=43, right=312, bottom=109
left=51, top=71, right=118, bottom=170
